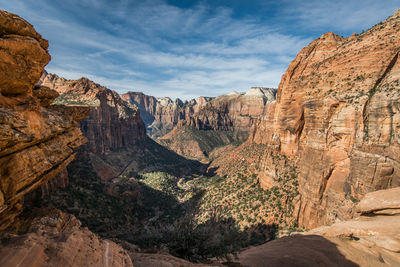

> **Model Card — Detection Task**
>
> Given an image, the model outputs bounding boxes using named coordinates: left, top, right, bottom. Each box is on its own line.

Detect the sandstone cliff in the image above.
left=34, top=73, right=207, bottom=251
left=0, top=10, right=88, bottom=231
left=40, top=73, right=146, bottom=154
left=181, top=87, right=276, bottom=133
left=0, top=10, right=206, bottom=267
left=121, top=92, right=212, bottom=138
left=122, top=88, right=276, bottom=143
left=158, top=88, right=276, bottom=160
left=214, top=9, right=400, bottom=229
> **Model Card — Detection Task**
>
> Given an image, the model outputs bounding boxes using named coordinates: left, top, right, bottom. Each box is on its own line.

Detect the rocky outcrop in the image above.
left=234, top=9, right=400, bottom=228
left=356, top=187, right=400, bottom=215
left=0, top=208, right=134, bottom=267
left=158, top=88, right=276, bottom=159
left=0, top=208, right=218, bottom=267
left=0, top=10, right=50, bottom=97
left=0, top=10, right=88, bottom=231
left=308, top=188, right=400, bottom=253
left=235, top=187, right=400, bottom=266
left=40, top=73, right=146, bottom=154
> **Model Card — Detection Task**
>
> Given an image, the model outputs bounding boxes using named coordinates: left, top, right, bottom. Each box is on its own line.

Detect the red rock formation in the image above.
left=236, top=187, right=400, bottom=266
left=40, top=73, right=146, bottom=154
left=121, top=92, right=211, bottom=137
left=182, top=88, right=276, bottom=132
left=242, top=10, right=400, bottom=228
left=123, top=88, right=276, bottom=142
left=0, top=10, right=88, bottom=231
left=158, top=88, right=276, bottom=159
left=24, top=169, right=70, bottom=204
left=121, top=92, right=158, bottom=126
left=0, top=208, right=134, bottom=267
left=0, top=207, right=217, bottom=267
left=0, top=10, right=50, bottom=97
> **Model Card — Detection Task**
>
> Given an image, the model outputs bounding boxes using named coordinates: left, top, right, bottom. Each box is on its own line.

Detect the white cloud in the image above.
left=2, top=0, right=396, bottom=100
left=283, top=0, right=400, bottom=33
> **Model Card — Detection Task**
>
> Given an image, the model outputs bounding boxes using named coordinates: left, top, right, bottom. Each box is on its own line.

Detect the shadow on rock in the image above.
left=235, top=234, right=359, bottom=267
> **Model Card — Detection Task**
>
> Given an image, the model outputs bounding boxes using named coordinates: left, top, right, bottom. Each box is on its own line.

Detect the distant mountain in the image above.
left=121, top=91, right=214, bottom=138
left=157, top=87, right=276, bottom=160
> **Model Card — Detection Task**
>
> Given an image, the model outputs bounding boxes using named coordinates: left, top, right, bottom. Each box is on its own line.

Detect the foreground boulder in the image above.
left=356, top=187, right=400, bottom=215
left=0, top=208, right=134, bottom=267
left=0, top=10, right=50, bottom=96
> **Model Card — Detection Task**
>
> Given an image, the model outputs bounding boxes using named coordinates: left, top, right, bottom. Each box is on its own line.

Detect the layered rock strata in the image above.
left=0, top=10, right=88, bottom=231
left=122, top=88, right=276, bottom=142
left=180, top=87, right=276, bottom=133
left=40, top=73, right=146, bottom=154
left=0, top=10, right=50, bottom=97
left=158, top=88, right=276, bottom=159
left=244, top=9, right=400, bottom=228
left=121, top=92, right=213, bottom=138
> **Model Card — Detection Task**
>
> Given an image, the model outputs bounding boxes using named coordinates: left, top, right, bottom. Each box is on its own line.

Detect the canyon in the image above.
left=122, top=87, right=275, bottom=139
left=210, top=9, right=400, bottom=230
left=0, top=7, right=400, bottom=267
left=123, top=87, right=276, bottom=160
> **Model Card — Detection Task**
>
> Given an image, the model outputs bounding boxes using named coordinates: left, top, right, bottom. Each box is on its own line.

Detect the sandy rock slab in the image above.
left=357, top=187, right=400, bottom=215
left=0, top=208, right=133, bottom=267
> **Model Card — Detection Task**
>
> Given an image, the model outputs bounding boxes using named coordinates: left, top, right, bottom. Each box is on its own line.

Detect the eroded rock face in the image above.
left=246, top=10, right=400, bottom=228
left=157, top=88, right=276, bottom=159
left=0, top=208, right=134, bottom=267
left=40, top=73, right=146, bottom=154
left=182, top=88, right=276, bottom=132
left=122, top=88, right=276, bottom=143
left=0, top=208, right=216, bottom=267
left=0, top=10, right=88, bottom=231
left=121, top=92, right=212, bottom=138
left=0, top=10, right=50, bottom=96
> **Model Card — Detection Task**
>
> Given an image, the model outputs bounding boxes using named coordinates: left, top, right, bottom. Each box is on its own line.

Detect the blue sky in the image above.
left=1, top=1, right=399, bottom=99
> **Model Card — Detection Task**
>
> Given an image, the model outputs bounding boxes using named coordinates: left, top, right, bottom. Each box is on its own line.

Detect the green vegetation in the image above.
left=133, top=213, right=277, bottom=261
left=53, top=93, right=100, bottom=106
left=29, top=119, right=312, bottom=262
left=139, top=172, right=184, bottom=199
left=158, top=126, right=247, bottom=159
left=368, top=85, right=378, bottom=100
left=350, top=196, right=360, bottom=203
left=198, top=167, right=299, bottom=230
left=35, top=137, right=282, bottom=261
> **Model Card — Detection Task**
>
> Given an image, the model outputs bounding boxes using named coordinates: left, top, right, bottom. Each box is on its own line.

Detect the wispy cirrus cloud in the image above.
left=281, top=0, right=399, bottom=33
left=0, top=0, right=398, bottom=99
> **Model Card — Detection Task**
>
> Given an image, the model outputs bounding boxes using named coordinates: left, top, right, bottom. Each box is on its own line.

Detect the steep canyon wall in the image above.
left=0, top=10, right=88, bottom=230
left=247, top=10, right=400, bottom=228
